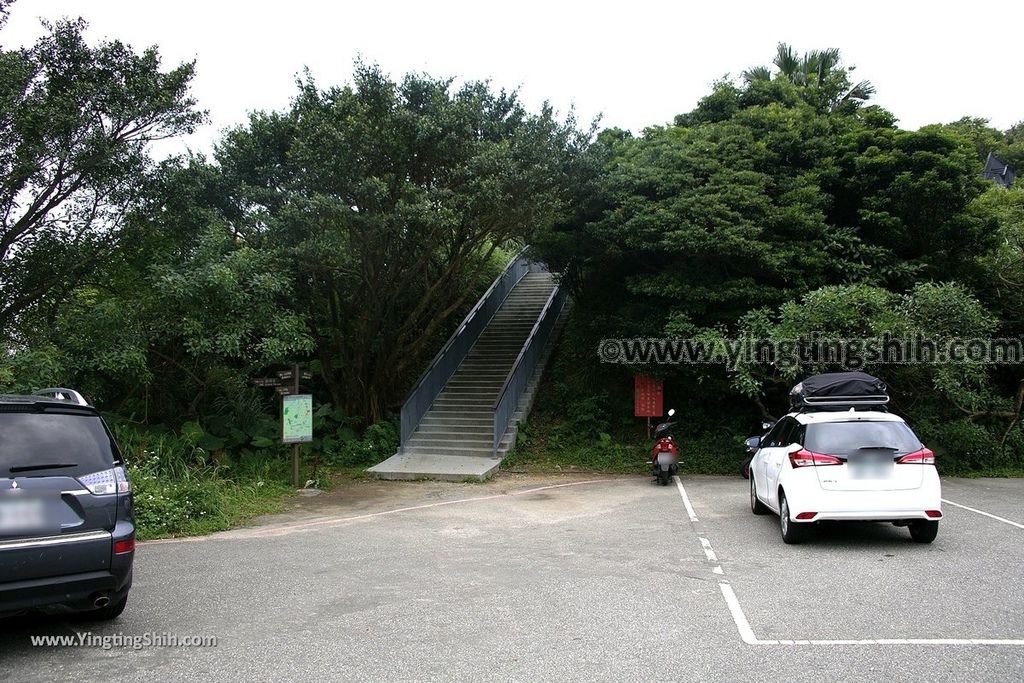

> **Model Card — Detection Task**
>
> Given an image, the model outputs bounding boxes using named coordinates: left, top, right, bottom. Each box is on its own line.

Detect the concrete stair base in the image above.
left=367, top=453, right=501, bottom=482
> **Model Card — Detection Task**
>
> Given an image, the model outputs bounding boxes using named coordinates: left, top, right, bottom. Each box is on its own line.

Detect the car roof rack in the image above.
left=797, top=395, right=889, bottom=412
left=790, top=372, right=890, bottom=413
left=32, top=387, right=90, bottom=406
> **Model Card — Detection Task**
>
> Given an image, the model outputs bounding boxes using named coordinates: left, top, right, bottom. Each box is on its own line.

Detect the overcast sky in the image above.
left=4, top=1, right=1021, bottom=158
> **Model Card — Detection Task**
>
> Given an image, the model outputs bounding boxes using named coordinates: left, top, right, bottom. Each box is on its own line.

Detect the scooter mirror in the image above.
left=667, top=408, right=675, bottom=417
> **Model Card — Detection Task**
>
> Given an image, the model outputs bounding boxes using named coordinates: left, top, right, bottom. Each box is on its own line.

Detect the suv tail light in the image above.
left=114, top=538, right=135, bottom=554
left=789, top=449, right=842, bottom=468
left=78, top=466, right=131, bottom=495
left=897, top=448, right=935, bottom=465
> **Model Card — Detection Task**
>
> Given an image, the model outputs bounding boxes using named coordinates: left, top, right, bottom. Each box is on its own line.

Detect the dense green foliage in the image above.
left=526, top=46, right=1023, bottom=476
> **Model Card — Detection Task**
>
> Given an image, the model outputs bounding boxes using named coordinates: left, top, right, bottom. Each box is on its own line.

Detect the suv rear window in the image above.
left=0, top=411, right=118, bottom=477
left=804, top=420, right=922, bottom=457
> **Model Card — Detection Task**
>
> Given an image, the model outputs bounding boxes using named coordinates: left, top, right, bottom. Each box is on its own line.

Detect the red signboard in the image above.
left=634, top=375, right=664, bottom=417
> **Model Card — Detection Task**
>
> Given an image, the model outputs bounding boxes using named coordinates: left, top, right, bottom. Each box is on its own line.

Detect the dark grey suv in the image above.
left=0, top=389, right=134, bottom=620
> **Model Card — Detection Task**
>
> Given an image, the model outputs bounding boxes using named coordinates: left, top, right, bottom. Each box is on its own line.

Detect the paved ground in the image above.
left=1, top=474, right=1022, bottom=682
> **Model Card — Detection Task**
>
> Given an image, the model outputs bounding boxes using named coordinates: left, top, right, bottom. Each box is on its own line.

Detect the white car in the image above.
left=749, top=410, right=942, bottom=544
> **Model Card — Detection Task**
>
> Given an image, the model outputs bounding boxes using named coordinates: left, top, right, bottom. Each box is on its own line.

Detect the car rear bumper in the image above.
left=786, top=469, right=942, bottom=523
left=0, top=568, right=132, bottom=616
left=0, top=524, right=135, bottom=615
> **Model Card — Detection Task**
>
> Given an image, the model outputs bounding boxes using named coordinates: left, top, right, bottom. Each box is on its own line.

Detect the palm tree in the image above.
left=742, top=43, right=875, bottom=110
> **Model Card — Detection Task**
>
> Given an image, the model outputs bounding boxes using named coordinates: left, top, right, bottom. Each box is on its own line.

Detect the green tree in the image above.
left=0, top=16, right=202, bottom=338
left=742, top=43, right=875, bottom=113
left=185, top=64, right=592, bottom=421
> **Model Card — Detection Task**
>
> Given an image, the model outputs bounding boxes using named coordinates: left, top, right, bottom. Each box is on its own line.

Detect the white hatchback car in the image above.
left=749, top=410, right=942, bottom=544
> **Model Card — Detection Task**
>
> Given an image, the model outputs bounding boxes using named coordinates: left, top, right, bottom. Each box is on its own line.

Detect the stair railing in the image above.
left=492, top=281, right=567, bottom=455
left=399, top=250, right=532, bottom=448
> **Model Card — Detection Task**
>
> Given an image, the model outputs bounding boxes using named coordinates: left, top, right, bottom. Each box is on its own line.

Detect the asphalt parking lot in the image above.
left=1, top=474, right=1022, bottom=682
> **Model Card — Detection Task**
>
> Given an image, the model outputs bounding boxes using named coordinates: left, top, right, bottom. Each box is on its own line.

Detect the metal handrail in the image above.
left=491, top=283, right=567, bottom=454
left=399, top=250, right=532, bottom=446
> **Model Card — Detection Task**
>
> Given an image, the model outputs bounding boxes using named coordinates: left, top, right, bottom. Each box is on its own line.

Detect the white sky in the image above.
left=4, top=1, right=1021, bottom=158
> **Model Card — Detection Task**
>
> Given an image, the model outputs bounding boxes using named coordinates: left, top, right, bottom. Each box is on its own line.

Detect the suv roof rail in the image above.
left=797, top=395, right=889, bottom=411
left=32, top=387, right=90, bottom=406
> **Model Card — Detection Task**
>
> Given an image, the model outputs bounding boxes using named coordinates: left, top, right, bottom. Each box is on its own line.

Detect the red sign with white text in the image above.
left=634, top=376, right=663, bottom=417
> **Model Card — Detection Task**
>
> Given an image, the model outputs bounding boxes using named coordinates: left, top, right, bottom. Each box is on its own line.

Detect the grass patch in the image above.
left=114, top=424, right=295, bottom=540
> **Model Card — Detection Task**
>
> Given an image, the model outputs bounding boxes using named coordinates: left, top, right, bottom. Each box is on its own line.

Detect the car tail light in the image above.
left=789, top=449, right=842, bottom=468
left=114, top=538, right=135, bottom=554
left=925, top=510, right=943, bottom=518
left=897, top=448, right=935, bottom=465
left=795, top=512, right=817, bottom=520
left=78, top=466, right=131, bottom=495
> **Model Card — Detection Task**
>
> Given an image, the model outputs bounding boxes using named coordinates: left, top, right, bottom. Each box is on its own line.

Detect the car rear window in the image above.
left=0, top=411, right=118, bottom=476
left=804, top=420, right=922, bottom=457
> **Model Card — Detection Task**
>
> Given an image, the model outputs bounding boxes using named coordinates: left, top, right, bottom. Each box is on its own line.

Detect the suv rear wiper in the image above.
left=9, top=463, right=77, bottom=473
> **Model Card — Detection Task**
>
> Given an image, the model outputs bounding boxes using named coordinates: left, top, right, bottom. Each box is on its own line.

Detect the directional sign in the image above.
left=252, top=377, right=282, bottom=388
left=282, top=394, right=313, bottom=444
left=277, top=369, right=313, bottom=381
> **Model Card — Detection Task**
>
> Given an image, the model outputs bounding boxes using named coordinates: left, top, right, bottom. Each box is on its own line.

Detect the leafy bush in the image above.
left=112, top=424, right=290, bottom=539
left=914, top=418, right=1022, bottom=476
left=327, top=419, right=399, bottom=468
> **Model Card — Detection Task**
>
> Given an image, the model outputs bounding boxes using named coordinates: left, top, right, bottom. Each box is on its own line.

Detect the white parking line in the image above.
left=942, top=499, right=1024, bottom=530
left=718, top=582, right=1024, bottom=646
left=718, top=583, right=758, bottom=645
left=674, top=478, right=1024, bottom=647
left=699, top=537, right=718, bottom=563
left=674, top=476, right=698, bottom=522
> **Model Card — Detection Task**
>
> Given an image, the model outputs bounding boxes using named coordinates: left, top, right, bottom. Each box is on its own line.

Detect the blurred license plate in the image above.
left=850, top=453, right=894, bottom=479
left=0, top=497, right=48, bottom=534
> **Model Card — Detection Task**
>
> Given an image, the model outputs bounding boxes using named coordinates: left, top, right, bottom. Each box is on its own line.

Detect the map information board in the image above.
left=282, top=394, right=313, bottom=444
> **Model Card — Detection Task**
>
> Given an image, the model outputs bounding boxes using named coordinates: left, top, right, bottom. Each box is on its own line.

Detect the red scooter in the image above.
left=650, top=408, right=679, bottom=486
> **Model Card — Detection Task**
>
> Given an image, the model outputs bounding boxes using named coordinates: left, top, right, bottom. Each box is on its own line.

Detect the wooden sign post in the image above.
left=252, top=363, right=314, bottom=487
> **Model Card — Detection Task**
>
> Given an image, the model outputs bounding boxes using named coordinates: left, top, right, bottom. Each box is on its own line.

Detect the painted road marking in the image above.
left=673, top=476, right=698, bottom=521
left=719, top=583, right=758, bottom=645
left=673, top=477, right=1024, bottom=646
left=699, top=537, right=718, bottom=563
left=718, top=580, right=1024, bottom=646
left=141, top=478, right=614, bottom=545
left=942, top=499, right=1024, bottom=530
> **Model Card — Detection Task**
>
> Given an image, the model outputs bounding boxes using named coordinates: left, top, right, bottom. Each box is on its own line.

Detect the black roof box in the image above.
left=789, top=372, right=888, bottom=411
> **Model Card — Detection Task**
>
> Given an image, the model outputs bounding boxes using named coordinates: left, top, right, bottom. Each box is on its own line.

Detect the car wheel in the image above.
left=750, top=476, right=769, bottom=515
left=739, top=456, right=752, bottom=479
left=909, top=520, right=938, bottom=544
left=79, top=594, right=128, bottom=621
left=779, top=493, right=807, bottom=545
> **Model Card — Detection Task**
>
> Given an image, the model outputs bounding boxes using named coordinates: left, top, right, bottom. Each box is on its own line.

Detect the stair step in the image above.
left=420, top=417, right=493, bottom=426
left=407, top=435, right=494, bottom=447
left=428, top=405, right=493, bottom=413
left=433, top=398, right=497, bottom=406
left=415, top=423, right=493, bottom=434
left=402, top=445, right=494, bottom=457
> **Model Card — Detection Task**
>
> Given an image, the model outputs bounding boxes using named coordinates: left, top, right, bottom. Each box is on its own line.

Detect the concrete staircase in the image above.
left=369, top=271, right=559, bottom=480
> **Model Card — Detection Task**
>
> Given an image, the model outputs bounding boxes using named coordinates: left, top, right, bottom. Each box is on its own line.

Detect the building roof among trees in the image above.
left=982, top=151, right=1016, bottom=187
